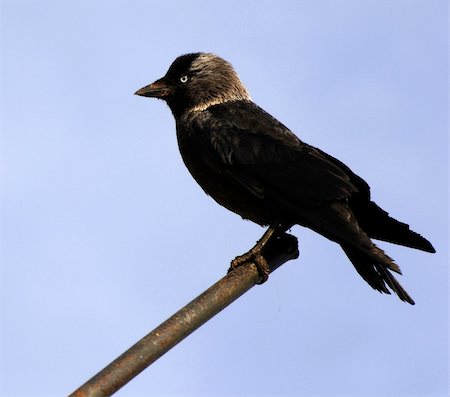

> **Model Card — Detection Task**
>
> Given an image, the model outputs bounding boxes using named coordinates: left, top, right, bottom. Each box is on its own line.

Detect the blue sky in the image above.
left=1, top=1, right=448, bottom=396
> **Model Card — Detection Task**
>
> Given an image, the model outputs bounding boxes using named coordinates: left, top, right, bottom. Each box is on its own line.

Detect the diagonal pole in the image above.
left=69, top=232, right=299, bottom=397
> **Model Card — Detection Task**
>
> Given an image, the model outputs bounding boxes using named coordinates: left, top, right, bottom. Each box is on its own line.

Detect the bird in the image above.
left=135, top=52, right=435, bottom=305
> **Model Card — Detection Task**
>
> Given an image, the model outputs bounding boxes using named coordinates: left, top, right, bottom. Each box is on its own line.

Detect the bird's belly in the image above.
left=179, top=141, right=273, bottom=226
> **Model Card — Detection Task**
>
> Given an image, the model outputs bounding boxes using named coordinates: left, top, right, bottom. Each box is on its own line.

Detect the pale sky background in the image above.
left=1, top=1, right=448, bottom=396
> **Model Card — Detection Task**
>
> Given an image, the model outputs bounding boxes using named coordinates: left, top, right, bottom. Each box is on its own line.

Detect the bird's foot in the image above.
left=228, top=228, right=299, bottom=284
left=228, top=248, right=270, bottom=284
left=227, top=226, right=283, bottom=284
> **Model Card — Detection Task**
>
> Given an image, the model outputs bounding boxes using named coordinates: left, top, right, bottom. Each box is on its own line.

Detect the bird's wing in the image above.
left=190, top=101, right=367, bottom=206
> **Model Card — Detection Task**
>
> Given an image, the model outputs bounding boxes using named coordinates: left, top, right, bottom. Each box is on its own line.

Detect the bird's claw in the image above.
left=228, top=250, right=270, bottom=284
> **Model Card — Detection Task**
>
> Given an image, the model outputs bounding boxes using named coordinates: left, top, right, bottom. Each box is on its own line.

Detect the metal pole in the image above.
left=69, top=233, right=298, bottom=397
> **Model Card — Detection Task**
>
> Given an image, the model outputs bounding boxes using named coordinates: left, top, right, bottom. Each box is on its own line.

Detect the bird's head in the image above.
left=135, top=53, right=251, bottom=118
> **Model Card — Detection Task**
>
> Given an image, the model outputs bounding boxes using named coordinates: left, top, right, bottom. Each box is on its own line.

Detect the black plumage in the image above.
left=135, top=52, right=435, bottom=304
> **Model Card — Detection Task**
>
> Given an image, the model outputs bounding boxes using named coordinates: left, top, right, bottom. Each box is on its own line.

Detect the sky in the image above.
left=0, top=1, right=448, bottom=396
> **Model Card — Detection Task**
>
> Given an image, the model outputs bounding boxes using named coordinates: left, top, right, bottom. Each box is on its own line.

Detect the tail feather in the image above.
left=370, top=245, right=402, bottom=274
left=341, top=243, right=415, bottom=305
left=355, top=201, right=435, bottom=253
left=375, top=263, right=415, bottom=304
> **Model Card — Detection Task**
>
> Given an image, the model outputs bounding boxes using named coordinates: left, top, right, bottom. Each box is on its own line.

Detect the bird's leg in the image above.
left=229, top=226, right=279, bottom=284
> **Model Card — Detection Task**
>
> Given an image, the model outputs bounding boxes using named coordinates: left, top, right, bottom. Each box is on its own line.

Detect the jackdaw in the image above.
left=135, top=52, right=435, bottom=304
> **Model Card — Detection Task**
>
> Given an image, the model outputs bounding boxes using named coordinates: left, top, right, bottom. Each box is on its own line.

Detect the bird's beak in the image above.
left=135, top=78, right=173, bottom=99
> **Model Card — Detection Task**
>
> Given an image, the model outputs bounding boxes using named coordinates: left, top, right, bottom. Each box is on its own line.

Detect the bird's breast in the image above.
left=175, top=125, right=272, bottom=226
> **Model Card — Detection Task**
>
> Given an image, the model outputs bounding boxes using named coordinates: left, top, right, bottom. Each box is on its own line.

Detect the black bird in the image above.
left=135, top=52, right=435, bottom=304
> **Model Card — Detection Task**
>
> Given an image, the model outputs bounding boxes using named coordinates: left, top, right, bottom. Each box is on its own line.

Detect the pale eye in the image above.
left=179, top=75, right=189, bottom=84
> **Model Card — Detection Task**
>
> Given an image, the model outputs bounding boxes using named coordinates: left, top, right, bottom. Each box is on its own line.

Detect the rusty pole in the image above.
left=69, top=233, right=299, bottom=397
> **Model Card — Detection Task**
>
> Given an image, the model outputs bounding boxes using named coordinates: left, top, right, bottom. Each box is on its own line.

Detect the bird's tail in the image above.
left=356, top=201, right=435, bottom=253
left=341, top=243, right=415, bottom=305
